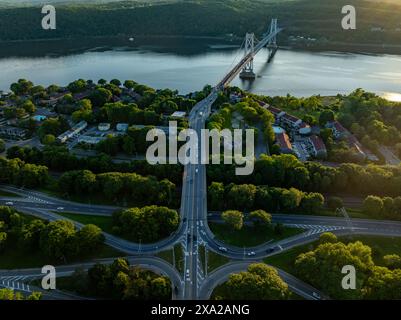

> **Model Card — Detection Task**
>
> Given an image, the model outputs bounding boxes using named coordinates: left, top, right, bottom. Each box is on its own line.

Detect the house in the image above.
left=0, top=126, right=27, bottom=140
left=78, top=135, right=105, bottom=145
left=266, top=105, right=311, bottom=135
left=326, top=121, right=348, bottom=140
left=116, top=123, right=129, bottom=133
left=98, top=123, right=111, bottom=131
left=40, top=92, right=69, bottom=107
left=57, top=121, right=87, bottom=143
left=307, top=135, right=327, bottom=159
left=170, top=111, right=187, bottom=119
left=275, top=132, right=293, bottom=154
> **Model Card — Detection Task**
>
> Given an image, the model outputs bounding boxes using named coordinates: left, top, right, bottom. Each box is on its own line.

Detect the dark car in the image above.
left=266, top=248, right=275, bottom=254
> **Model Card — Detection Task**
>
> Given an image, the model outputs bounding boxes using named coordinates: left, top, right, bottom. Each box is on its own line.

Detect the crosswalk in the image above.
left=286, top=224, right=347, bottom=235
left=0, top=276, right=35, bottom=293
left=26, top=195, right=52, bottom=204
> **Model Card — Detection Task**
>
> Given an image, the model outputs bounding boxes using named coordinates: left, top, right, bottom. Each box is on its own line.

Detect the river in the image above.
left=1, top=37, right=401, bottom=101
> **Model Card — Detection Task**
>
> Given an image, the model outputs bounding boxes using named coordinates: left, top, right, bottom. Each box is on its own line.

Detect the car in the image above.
left=266, top=248, right=275, bottom=254
left=247, top=252, right=256, bottom=257
left=193, top=235, right=197, bottom=241
left=57, top=207, right=64, bottom=210
left=218, top=247, right=228, bottom=252
left=5, top=202, right=14, bottom=206
left=195, top=168, right=199, bottom=174
left=312, top=292, right=321, bottom=300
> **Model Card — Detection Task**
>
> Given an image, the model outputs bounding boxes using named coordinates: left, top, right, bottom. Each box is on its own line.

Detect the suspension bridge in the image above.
left=217, top=18, right=282, bottom=89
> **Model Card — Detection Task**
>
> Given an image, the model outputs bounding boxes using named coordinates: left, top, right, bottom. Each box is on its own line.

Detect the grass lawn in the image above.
left=209, top=223, right=304, bottom=247
left=56, top=212, right=114, bottom=234
left=264, top=243, right=317, bottom=274
left=0, top=243, right=123, bottom=270
left=207, top=250, right=230, bottom=273
left=174, top=244, right=184, bottom=273
left=0, top=190, right=19, bottom=197
left=156, top=249, right=174, bottom=265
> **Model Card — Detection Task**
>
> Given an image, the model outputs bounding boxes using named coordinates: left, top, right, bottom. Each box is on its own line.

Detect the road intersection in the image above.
left=2, top=170, right=401, bottom=299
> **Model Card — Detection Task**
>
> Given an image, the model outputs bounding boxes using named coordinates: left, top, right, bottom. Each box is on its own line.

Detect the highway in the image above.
left=198, top=262, right=329, bottom=300
left=181, top=90, right=218, bottom=299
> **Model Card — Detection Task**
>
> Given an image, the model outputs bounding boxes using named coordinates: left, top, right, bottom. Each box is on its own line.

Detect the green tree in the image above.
left=363, top=196, right=384, bottom=216
left=249, top=210, right=272, bottom=229
left=221, top=264, right=290, bottom=300
left=40, top=220, right=77, bottom=261
left=76, top=224, right=104, bottom=254
left=221, top=210, right=244, bottom=231
left=327, top=196, right=344, bottom=211
left=42, top=134, right=56, bottom=145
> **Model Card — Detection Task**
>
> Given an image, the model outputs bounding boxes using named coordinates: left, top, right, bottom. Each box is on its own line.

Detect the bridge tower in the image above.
left=239, top=33, right=256, bottom=80
left=267, top=18, right=278, bottom=63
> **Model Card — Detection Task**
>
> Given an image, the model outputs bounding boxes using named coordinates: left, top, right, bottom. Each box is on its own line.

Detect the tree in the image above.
left=221, top=210, right=244, bottom=231
left=249, top=210, right=272, bottom=229
left=383, top=254, right=401, bottom=270
left=21, top=99, right=36, bottom=114
left=208, top=182, right=224, bottom=210
left=319, top=232, right=338, bottom=244
left=295, top=241, right=374, bottom=299
left=327, top=196, right=344, bottom=211
left=76, top=224, right=104, bottom=254
left=124, top=80, right=136, bottom=89
left=363, top=196, right=384, bottom=216
left=363, top=266, right=401, bottom=300
left=0, top=232, right=7, bottom=253
left=40, top=220, right=77, bottom=261
left=42, top=134, right=56, bottom=145
left=110, top=79, right=121, bottom=87
left=90, top=88, right=112, bottom=107
left=319, top=110, right=335, bottom=126
left=112, top=206, right=179, bottom=243
left=226, top=184, right=256, bottom=211
left=0, top=139, right=5, bottom=153
left=221, top=264, right=290, bottom=300
left=301, top=192, right=324, bottom=214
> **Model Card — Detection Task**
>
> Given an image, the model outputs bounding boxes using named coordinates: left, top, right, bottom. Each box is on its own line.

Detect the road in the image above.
left=379, top=146, right=401, bottom=165
left=198, top=262, right=329, bottom=300
left=0, top=256, right=183, bottom=300
left=181, top=90, right=218, bottom=299
left=3, top=185, right=401, bottom=261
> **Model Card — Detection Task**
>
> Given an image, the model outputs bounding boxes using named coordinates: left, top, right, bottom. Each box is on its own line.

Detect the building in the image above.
left=40, top=92, right=69, bottom=107
left=267, top=105, right=311, bottom=136
left=0, top=126, right=27, bottom=140
left=170, top=111, right=187, bottom=119
left=307, top=135, right=327, bottom=159
left=116, top=123, right=129, bottom=132
left=98, top=123, right=111, bottom=131
left=78, top=135, right=105, bottom=145
left=57, top=121, right=87, bottom=143
left=326, top=121, right=348, bottom=140
left=275, top=132, right=293, bottom=154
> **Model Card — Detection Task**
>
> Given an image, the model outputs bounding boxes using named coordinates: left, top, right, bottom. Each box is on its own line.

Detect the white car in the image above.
left=218, top=247, right=228, bottom=252
left=57, top=207, right=65, bottom=210
left=5, top=202, right=14, bottom=206
left=247, top=252, right=256, bottom=257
